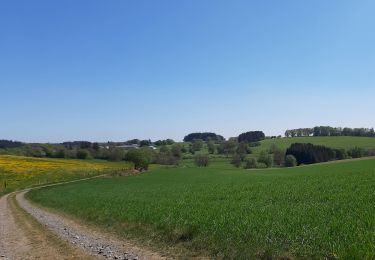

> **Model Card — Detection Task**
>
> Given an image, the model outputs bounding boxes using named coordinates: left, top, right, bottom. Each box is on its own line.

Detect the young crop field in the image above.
left=0, top=155, right=131, bottom=196
left=254, top=136, right=375, bottom=154
left=27, top=158, right=375, bottom=259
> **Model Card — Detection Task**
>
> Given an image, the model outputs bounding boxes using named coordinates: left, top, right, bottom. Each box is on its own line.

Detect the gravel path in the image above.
left=16, top=190, right=164, bottom=260
left=0, top=194, right=32, bottom=259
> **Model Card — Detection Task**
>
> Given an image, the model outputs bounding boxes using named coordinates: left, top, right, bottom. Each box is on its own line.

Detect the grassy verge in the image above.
left=27, top=158, right=375, bottom=258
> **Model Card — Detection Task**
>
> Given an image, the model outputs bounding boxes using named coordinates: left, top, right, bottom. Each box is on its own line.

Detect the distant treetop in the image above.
left=0, top=140, right=24, bottom=149
left=183, top=132, right=225, bottom=142
left=285, top=126, right=375, bottom=138
left=237, top=131, right=265, bottom=143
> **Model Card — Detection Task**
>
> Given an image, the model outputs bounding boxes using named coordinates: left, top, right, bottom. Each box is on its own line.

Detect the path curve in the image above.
left=16, top=190, right=164, bottom=260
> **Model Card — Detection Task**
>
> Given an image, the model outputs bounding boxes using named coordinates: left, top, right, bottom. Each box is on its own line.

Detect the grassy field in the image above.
left=0, top=155, right=132, bottom=196
left=27, top=157, right=375, bottom=259
left=254, top=136, right=375, bottom=153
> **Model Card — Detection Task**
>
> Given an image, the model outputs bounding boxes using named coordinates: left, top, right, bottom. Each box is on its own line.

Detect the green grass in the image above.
left=255, top=136, right=375, bottom=153
left=27, top=158, right=375, bottom=259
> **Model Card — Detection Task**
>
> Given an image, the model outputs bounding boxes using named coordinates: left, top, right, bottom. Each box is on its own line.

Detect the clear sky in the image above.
left=1, top=0, right=374, bottom=142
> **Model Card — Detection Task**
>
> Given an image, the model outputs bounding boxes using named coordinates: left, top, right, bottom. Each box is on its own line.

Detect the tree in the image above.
left=76, top=149, right=89, bottom=159
left=236, top=142, right=251, bottom=161
left=183, top=132, right=224, bottom=142
left=285, top=155, right=297, bottom=167
left=194, top=154, right=209, bottom=167
left=171, top=144, right=182, bottom=159
left=155, top=146, right=179, bottom=165
left=218, top=140, right=236, bottom=157
left=257, top=151, right=273, bottom=168
left=0, top=140, right=24, bottom=149
left=191, top=139, right=204, bottom=152
left=231, top=154, right=242, bottom=167
left=273, top=148, right=285, bottom=166
left=139, top=139, right=151, bottom=147
left=54, top=149, right=66, bottom=158
left=286, top=143, right=335, bottom=165
left=207, top=140, right=216, bottom=154
left=125, top=148, right=152, bottom=171
left=92, top=142, right=100, bottom=151
left=238, top=131, right=265, bottom=143
left=108, top=148, right=125, bottom=161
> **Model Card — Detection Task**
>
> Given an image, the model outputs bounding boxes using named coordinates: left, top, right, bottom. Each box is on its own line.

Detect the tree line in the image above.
left=285, top=126, right=375, bottom=137
left=183, top=132, right=225, bottom=142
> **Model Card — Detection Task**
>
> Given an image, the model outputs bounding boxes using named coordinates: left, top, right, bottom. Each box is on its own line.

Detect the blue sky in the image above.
left=1, top=0, right=374, bottom=142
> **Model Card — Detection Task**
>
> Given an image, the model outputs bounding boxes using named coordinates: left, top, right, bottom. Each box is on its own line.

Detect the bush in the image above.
left=108, top=148, right=125, bottom=161
left=273, top=148, right=285, bottom=166
left=258, top=151, right=273, bottom=168
left=194, top=154, right=209, bottom=167
left=171, top=144, right=182, bottom=159
left=244, top=158, right=257, bottom=169
left=191, top=139, right=204, bottom=152
left=76, top=149, right=89, bottom=159
left=154, top=147, right=180, bottom=165
left=231, top=154, right=242, bottom=168
left=256, top=162, right=268, bottom=169
left=333, top=149, right=347, bottom=160
left=285, top=155, right=297, bottom=167
left=125, top=148, right=152, bottom=171
left=207, top=141, right=216, bottom=154
left=368, top=149, right=375, bottom=157
left=347, top=147, right=365, bottom=158
left=249, top=142, right=261, bottom=147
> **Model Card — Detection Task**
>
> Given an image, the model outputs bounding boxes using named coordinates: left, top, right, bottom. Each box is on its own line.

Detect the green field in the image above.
left=27, top=157, right=375, bottom=259
left=255, top=136, right=375, bottom=153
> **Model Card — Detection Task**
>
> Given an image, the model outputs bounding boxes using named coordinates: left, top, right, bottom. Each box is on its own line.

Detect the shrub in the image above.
left=347, top=147, right=365, bottom=158
left=194, top=154, right=209, bottom=167
left=108, top=148, right=125, bottom=161
left=171, top=144, right=182, bottom=159
left=285, top=155, right=297, bottom=167
left=333, top=149, right=347, bottom=160
left=231, top=154, right=242, bottom=168
left=244, top=158, right=257, bottom=169
left=191, top=139, right=204, bottom=152
left=154, top=147, right=180, bottom=165
left=273, top=148, right=285, bottom=166
left=256, top=162, right=268, bottom=169
left=368, top=149, right=375, bottom=157
left=207, top=141, right=216, bottom=154
left=76, top=149, right=89, bottom=159
left=125, top=148, right=152, bottom=171
left=249, top=142, right=261, bottom=147
left=258, top=151, right=273, bottom=168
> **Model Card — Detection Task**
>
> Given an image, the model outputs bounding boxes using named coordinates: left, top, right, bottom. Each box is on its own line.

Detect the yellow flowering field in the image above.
left=0, top=155, right=131, bottom=196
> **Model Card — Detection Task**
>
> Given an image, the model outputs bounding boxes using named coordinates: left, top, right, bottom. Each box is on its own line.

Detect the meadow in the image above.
left=255, top=136, right=375, bottom=153
left=27, top=157, right=375, bottom=259
left=0, top=155, right=131, bottom=196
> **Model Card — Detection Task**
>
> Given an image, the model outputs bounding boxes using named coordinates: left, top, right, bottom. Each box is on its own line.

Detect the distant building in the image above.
left=116, top=144, right=140, bottom=149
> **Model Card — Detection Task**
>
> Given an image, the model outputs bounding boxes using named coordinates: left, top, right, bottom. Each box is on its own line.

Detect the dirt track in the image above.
left=0, top=192, right=88, bottom=259
left=0, top=181, right=165, bottom=260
